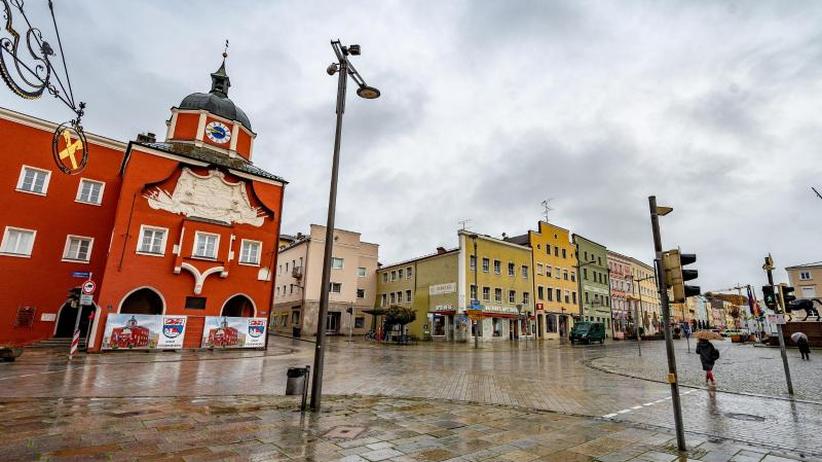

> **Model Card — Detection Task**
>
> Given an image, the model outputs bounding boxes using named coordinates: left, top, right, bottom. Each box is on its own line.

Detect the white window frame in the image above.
left=799, top=271, right=812, bottom=281
left=136, top=225, right=169, bottom=256
left=62, top=234, right=94, bottom=263
left=406, top=267, right=413, bottom=279
left=192, top=231, right=220, bottom=259
left=16, top=165, right=51, bottom=196
left=329, top=282, right=342, bottom=293
left=238, top=239, right=262, bottom=266
left=0, top=226, right=36, bottom=258
left=358, top=267, right=367, bottom=277
left=331, top=257, right=344, bottom=269
left=75, top=178, right=106, bottom=206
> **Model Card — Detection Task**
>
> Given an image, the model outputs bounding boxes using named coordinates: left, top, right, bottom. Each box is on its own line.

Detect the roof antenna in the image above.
left=541, top=199, right=554, bottom=222
left=458, top=218, right=472, bottom=231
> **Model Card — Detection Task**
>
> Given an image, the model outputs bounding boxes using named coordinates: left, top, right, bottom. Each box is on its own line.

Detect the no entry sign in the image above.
left=81, top=280, right=96, bottom=295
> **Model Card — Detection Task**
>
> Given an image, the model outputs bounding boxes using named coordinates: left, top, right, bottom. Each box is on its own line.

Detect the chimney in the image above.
left=136, top=132, right=156, bottom=143
left=436, top=247, right=446, bottom=254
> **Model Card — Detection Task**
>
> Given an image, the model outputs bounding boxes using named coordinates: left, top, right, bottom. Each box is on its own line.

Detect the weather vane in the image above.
left=0, top=0, right=88, bottom=174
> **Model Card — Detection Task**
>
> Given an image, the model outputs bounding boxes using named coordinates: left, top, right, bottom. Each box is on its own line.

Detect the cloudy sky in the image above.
left=2, top=1, right=821, bottom=293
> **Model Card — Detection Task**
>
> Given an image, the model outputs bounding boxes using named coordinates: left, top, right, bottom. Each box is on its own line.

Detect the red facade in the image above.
left=0, top=60, right=286, bottom=351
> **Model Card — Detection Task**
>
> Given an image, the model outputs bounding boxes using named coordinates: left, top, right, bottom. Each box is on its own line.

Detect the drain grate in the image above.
left=724, top=412, right=766, bottom=422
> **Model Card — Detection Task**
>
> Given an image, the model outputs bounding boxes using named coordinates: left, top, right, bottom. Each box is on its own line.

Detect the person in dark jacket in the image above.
left=797, top=336, right=811, bottom=361
left=696, top=338, right=719, bottom=385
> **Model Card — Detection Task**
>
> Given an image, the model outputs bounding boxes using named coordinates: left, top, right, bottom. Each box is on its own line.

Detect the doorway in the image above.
left=55, top=303, right=95, bottom=338
left=120, top=288, right=164, bottom=315
left=325, top=311, right=341, bottom=335
left=222, top=294, right=255, bottom=317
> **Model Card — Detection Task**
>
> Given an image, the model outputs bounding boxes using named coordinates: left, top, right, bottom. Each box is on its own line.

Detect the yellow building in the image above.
left=459, top=230, right=535, bottom=341
left=507, top=221, right=578, bottom=341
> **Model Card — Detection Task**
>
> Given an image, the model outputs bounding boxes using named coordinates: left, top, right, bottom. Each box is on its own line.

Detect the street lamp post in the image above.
left=628, top=274, right=654, bottom=357
left=310, top=40, right=380, bottom=412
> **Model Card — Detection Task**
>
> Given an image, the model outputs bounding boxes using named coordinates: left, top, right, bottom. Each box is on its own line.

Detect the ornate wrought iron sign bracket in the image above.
left=1, top=0, right=88, bottom=174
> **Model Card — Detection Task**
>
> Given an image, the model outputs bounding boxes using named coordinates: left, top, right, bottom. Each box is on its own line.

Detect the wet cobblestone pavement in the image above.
left=0, top=337, right=820, bottom=459
left=0, top=395, right=814, bottom=462
left=588, top=339, right=820, bottom=401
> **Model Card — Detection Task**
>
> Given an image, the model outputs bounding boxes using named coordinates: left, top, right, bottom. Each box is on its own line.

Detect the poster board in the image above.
left=201, top=316, right=267, bottom=349
left=102, top=314, right=187, bottom=350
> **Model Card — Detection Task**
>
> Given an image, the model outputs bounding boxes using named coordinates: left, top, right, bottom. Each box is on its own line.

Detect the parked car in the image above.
left=570, top=322, right=606, bottom=344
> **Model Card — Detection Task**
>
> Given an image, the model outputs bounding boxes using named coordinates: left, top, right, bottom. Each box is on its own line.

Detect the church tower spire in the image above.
left=210, top=40, right=231, bottom=97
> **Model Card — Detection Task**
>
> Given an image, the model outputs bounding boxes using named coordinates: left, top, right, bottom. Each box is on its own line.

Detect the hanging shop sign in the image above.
left=102, top=314, right=187, bottom=350
left=52, top=121, right=88, bottom=174
left=201, top=316, right=267, bottom=349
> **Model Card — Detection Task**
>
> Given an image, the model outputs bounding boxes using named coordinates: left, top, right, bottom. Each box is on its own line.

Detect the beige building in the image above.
left=786, top=261, right=822, bottom=300
left=271, top=225, right=378, bottom=337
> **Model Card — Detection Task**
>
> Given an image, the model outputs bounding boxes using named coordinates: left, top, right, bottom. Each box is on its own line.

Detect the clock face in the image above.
left=205, top=121, right=231, bottom=144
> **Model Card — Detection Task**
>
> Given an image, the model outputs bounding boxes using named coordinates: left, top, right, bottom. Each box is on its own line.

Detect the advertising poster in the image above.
left=201, top=316, right=267, bottom=349
left=102, top=314, right=187, bottom=350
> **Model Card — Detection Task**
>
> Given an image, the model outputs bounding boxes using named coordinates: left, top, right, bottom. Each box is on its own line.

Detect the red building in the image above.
left=0, top=57, right=286, bottom=351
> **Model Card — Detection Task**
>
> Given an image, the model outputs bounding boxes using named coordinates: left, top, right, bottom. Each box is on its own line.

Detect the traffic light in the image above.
left=762, top=285, right=778, bottom=311
left=662, top=249, right=700, bottom=303
left=778, top=284, right=796, bottom=313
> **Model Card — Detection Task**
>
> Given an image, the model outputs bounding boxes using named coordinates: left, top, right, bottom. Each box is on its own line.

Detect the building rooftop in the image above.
left=379, top=248, right=459, bottom=270
left=786, top=260, right=822, bottom=270
left=135, top=141, right=287, bottom=183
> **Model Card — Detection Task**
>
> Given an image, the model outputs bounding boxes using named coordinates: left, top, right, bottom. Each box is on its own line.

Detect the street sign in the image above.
left=79, top=294, right=93, bottom=305
left=81, top=280, right=96, bottom=294
left=767, top=314, right=786, bottom=325
left=71, top=271, right=91, bottom=278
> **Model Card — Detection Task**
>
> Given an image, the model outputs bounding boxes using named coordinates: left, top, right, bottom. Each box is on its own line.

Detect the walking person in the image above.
left=696, top=337, right=720, bottom=386
left=792, top=332, right=810, bottom=361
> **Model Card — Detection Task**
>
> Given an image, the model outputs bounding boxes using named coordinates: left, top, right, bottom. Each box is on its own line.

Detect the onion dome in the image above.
left=178, top=54, right=252, bottom=131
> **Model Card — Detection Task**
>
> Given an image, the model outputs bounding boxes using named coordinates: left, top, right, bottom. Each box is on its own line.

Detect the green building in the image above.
left=573, top=234, right=612, bottom=336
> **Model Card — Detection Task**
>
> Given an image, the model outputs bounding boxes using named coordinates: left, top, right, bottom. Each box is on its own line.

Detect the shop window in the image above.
left=355, top=317, right=365, bottom=329
left=493, top=318, right=502, bottom=337
left=547, top=314, right=557, bottom=333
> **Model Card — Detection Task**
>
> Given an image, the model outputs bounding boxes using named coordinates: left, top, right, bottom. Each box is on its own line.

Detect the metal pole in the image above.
left=301, top=365, right=311, bottom=413
left=310, top=54, right=348, bottom=412
left=765, top=258, right=793, bottom=395
left=648, top=196, right=686, bottom=452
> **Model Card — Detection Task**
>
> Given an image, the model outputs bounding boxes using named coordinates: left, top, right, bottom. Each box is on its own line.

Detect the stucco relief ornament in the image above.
left=145, top=168, right=267, bottom=226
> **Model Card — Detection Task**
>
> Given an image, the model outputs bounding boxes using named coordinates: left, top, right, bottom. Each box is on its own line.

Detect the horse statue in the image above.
left=787, top=298, right=822, bottom=321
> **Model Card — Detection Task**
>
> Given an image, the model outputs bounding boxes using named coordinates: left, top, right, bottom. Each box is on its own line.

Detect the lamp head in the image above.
left=326, top=63, right=339, bottom=75
left=346, top=44, right=361, bottom=56
left=357, top=85, right=381, bottom=99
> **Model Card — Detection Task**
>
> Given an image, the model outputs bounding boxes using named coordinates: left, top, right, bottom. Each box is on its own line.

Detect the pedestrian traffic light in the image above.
left=762, top=285, right=778, bottom=311
left=662, top=249, right=700, bottom=303
left=778, top=284, right=796, bottom=313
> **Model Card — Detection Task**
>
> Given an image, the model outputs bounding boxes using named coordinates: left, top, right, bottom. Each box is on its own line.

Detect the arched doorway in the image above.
left=221, top=294, right=255, bottom=317
left=55, top=302, right=95, bottom=338
left=120, top=287, right=164, bottom=315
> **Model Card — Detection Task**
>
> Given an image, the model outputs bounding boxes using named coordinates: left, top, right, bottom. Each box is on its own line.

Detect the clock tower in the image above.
left=165, top=52, right=256, bottom=160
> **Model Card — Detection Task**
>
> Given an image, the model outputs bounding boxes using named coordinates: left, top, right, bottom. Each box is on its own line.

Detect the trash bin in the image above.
left=285, top=367, right=308, bottom=395
left=292, top=326, right=301, bottom=338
